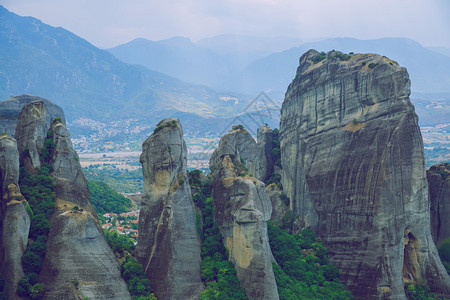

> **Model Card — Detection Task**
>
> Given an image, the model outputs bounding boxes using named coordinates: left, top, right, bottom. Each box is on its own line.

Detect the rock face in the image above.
left=14, top=101, right=48, bottom=170
left=255, top=125, right=273, bottom=182
left=136, top=118, right=203, bottom=300
left=280, top=49, right=450, bottom=298
left=427, top=164, right=450, bottom=246
left=209, top=127, right=278, bottom=300
left=0, top=94, right=66, bottom=137
left=210, top=126, right=257, bottom=176
left=0, top=135, right=30, bottom=300
left=14, top=102, right=130, bottom=299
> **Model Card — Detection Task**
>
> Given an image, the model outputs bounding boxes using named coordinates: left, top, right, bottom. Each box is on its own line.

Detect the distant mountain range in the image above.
left=109, top=36, right=450, bottom=99
left=1, top=4, right=449, bottom=137
left=0, top=5, right=245, bottom=126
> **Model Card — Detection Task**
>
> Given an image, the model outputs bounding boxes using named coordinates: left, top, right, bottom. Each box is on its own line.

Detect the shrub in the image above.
left=368, top=63, right=378, bottom=69
left=29, top=283, right=45, bottom=299
left=311, top=52, right=327, bottom=64
left=22, top=252, right=43, bottom=274
left=29, top=214, right=51, bottom=239
left=232, top=124, right=245, bottom=131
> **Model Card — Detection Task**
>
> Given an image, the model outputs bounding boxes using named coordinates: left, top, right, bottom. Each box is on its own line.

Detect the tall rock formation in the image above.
left=280, top=49, right=450, bottom=298
left=210, top=125, right=257, bottom=176
left=255, top=125, right=274, bottom=182
left=428, top=163, right=450, bottom=246
left=14, top=101, right=48, bottom=170
left=14, top=101, right=130, bottom=299
left=209, top=127, right=279, bottom=300
left=0, top=94, right=66, bottom=138
left=136, top=118, right=203, bottom=300
left=0, top=134, right=30, bottom=300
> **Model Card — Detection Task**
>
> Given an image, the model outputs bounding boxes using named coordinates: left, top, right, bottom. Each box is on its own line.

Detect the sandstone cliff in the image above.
left=428, top=163, right=450, bottom=246
left=0, top=134, right=30, bottom=300
left=209, top=127, right=279, bottom=300
left=14, top=101, right=130, bottom=299
left=280, top=49, right=450, bottom=298
left=0, top=94, right=66, bottom=138
left=136, top=118, right=203, bottom=300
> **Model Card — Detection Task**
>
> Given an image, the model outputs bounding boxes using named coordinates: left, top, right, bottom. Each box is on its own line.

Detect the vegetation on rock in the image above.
left=17, top=127, right=57, bottom=299
left=103, top=230, right=156, bottom=299
left=268, top=223, right=353, bottom=299
left=439, top=238, right=450, bottom=275
left=153, top=120, right=177, bottom=134
left=188, top=170, right=248, bottom=299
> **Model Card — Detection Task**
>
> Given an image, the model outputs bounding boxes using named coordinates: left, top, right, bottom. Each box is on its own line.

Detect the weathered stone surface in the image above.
left=0, top=135, right=30, bottom=300
left=210, top=127, right=257, bottom=176
left=11, top=103, right=129, bottom=299
left=0, top=94, right=65, bottom=138
left=428, top=163, right=450, bottom=246
left=37, top=120, right=130, bottom=300
left=265, top=187, right=289, bottom=227
left=0, top=94, right=66, bottom=137
left=280, top=49, right=450, bottom=298
left=255, top=125, right=273, bottom=182
left=136, top=118, right=203, bottom=300
left=210, top=129, right=278, bottom=300
left=14, top=100, right=48, bottom=170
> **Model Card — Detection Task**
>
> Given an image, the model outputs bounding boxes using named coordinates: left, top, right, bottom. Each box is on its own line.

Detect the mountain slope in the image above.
left=0, top=5, right=239, bottom=122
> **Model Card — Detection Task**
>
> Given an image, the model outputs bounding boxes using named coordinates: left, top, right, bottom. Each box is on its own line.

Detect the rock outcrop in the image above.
left=0, top=94, right=66, bottom=137
left=136, top=118, right=203, bottom=300
left=210, top=126, right=257, bottom=176
left=0, top=134, right=30, bottom=300
left=14, top=101, right=48, bottom=170
left=280, top=49, right=450, bottom=298
left=428, top=163, right=450, bottom=246
left=14, top=101, right=130, bottom=299
left=209, top=127, right=278, bottom=300
left=255, top=125, right=273, bottom=182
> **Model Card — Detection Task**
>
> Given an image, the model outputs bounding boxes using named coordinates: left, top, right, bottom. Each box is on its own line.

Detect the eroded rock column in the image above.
left=0, top=135, right=30, bottom=300
left=280, top=49, right=450, bottom=299
left=136, top=118, right=203, bottom=300
left=209, top=127, right=279, bottom=300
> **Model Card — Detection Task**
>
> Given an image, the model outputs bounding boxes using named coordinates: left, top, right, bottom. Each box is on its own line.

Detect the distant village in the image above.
left=101, top=209, right=140, bottom=241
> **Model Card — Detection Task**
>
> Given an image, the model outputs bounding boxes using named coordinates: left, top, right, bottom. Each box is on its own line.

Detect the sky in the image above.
left=1, top=0, right=450, bottom=49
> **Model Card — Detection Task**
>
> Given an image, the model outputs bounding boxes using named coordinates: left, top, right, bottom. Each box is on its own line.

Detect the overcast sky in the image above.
left=1, top=0, right=450, bottom=49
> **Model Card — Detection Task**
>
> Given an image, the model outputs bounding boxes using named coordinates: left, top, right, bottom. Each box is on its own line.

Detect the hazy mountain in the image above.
left=0, top=5, right=243, bottom=124
left=107, top=35, right=304, bottom=91
left=427, top=46, right=450, bottom=58
left=232, top=37, right=450, bottom=97
left=107, top=37, right=238, bottom=90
